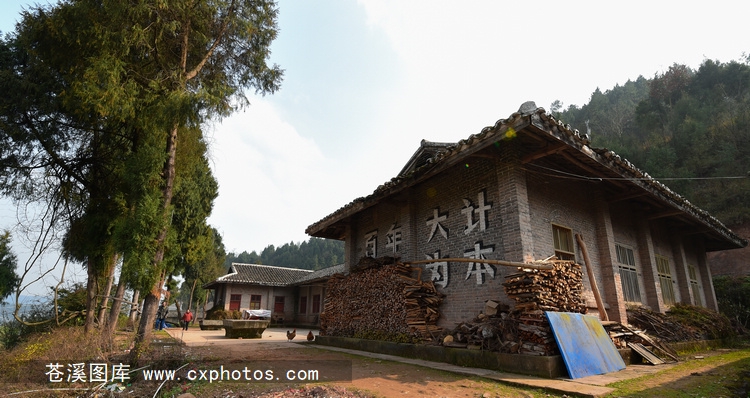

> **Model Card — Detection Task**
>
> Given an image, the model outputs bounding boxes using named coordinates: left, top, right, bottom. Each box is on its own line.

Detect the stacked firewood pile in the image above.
left=503, top=260, right=585, bottom=355
left=503, top=260, right=586, bottom=313
left=626, top=306, right=702, bottom=342
left=627, top=304, right=734, bottom=342
left=444, top=260, right=585, bottom=356
left=321, top=257, right=444, bottom=341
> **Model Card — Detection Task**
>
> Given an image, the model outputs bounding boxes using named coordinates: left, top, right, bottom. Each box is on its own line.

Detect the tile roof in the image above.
left=294, top=263, right=347, bottom=284
left=204, top=263, right=346, bottom=288
left=213, top=263, right=313, bottom=287
left=306, top=101, right=747, bottom=251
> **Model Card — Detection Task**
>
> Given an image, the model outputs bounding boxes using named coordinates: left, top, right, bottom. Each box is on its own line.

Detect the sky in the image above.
left=1, top=0, right=749, bottom=296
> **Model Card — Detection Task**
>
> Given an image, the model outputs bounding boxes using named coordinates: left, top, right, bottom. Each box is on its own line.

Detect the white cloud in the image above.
left=208, top=98, right=341, bottom=253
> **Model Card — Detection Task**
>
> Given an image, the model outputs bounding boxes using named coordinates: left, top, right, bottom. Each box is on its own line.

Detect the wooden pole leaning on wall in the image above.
left=575, top=233, right=609, bottom=321
left=404, top=257, right=555, bottom=271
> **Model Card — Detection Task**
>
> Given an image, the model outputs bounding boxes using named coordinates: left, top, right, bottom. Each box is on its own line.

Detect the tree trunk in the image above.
left=97, top=256, right=117, bottom=328
left=128, top=290, right=140, bottom=326
left=174, top=299, right=183, bottom=322
left=202, top=290, right=209, bottom=321
left=188, top=279, right=198, bottom=312
left=131, top=123, right=179, bottom=363
left=84, top=259, right=98, bottom=334
left=107, top=275, right=127, bottom=334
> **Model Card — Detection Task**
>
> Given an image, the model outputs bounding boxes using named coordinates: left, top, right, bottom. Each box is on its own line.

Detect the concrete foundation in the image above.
left=316, top=336, right=567, bottom=378
left=199, top=320, right=224, bottom=330
left=223, top=319, right=270, bottom=339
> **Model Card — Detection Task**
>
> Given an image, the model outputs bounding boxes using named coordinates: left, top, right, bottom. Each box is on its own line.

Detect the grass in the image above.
left=606, top=347, right=750, bottom=397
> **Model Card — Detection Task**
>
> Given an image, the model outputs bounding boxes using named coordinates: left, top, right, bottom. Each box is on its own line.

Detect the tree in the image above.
left=0, top=231, right=20, bottom=303
left=178, top=226, right=226, bottom=314
left=1, top=0, right=283, bottom=355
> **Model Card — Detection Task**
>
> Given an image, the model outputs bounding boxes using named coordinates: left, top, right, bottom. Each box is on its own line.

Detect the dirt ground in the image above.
left=3, top=327, right=748, bottom=397
left=153, top=341, right=535, bottom=398
left=141, top=330, right=750, bottom=398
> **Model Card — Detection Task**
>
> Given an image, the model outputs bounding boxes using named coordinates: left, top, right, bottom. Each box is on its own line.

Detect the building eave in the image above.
left=306, top=101, right=747, bottom=251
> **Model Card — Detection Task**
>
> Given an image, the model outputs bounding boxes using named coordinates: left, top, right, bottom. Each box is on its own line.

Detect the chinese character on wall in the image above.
left=364, top=231, right=377, bottom=258
left=426, top=207, right=449, bottom=242
left=464, top=241, right=495, bottom=285
left=462, top=190, right=492, bottom=235
left=385, top=223, right=402, bottom=253
left=424, top=251, right=449, bottom=288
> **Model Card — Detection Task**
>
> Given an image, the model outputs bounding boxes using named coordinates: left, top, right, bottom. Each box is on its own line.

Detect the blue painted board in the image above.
left=545, top=312, right=626, bottom=379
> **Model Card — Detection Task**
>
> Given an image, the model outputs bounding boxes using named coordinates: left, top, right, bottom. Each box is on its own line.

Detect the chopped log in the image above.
left=321, top=256, right=444, bottom=341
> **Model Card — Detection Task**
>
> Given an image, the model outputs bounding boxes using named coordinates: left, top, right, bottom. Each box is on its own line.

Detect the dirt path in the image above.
left=153, top=330, right=750, bottom=398
left=175, top=342, right=540, bottom=397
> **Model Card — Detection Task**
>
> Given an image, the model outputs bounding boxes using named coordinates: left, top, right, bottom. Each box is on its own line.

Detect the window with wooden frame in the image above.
left=655, top=255, right=676, bottom=305
left=687, top=264, right=704, bottom=307
left=274, top=296, right=285, bottom=313
left=229, top=294, right=242, bottom=311
left=552, top=225, right=576, bottom=261
left=299, top=296, right=307, bottom=314
left=249, top=294, right=262, bottom=310
left=312, top=294, right=321, bottom=314
left=616, top=244, right=642, bottom=303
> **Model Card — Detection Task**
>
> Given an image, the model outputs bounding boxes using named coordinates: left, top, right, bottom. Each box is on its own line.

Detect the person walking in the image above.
left=156, top=303, right=168, bottom=330
left=181, top=309, right=193, bottom=331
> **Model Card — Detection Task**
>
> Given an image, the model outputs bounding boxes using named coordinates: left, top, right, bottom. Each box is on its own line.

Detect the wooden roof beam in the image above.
left=521, top=143, right=567, bottom=164
left=646, top=209, right=685, bottom=220
left=608, top=191, right=650, bottom=203
left=558, top=152, right=629, bottom=191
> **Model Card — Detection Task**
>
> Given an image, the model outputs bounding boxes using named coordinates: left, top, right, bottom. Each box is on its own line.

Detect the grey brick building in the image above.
left=306, top=102, right=747, bottom=326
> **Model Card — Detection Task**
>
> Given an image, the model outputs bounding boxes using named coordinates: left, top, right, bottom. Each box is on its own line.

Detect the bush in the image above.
left=714, top=275, right=750, bottom=332
left=0, top=304, right=54, bottom=350
left=666, top=303, right=735, bottom=340
left=205, top=307, right=241, bottom=320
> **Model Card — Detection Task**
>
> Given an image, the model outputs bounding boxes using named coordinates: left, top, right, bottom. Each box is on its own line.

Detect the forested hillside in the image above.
left=556, top=58, right=750, bottom=226
left=225, top=237, right=344, bottom=271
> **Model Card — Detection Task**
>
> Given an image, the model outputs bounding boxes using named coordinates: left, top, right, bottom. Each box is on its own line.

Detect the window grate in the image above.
left=656, top=255, right=675, bottom=305
left=616, top=244, right=641, bottom=303
left=552, top=225, right=575, bottom=261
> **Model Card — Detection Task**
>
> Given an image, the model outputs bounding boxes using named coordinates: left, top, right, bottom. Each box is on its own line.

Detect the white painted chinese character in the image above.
left=89, top=363, right=108, bottom=383
left=364, top=231, right=377, bottom=258
left=461, top=190, right=492, bottom=235
left=45, top=363, right=64, bottom=383
left=425, top=251, right=449, bottom=288
left=385, top=223, right=402, bottom=253
left=464, top=241, right=495, bottom=285
left=67, top=363, right=87, bottom=383
left=426, top=208, right=449, bottom=242
left=111, top=363, right=130, bottom=382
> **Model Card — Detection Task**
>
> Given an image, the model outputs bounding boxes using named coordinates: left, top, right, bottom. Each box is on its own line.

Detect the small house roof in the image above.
left=306, top=101, right=747, bottom=252
left=203, top=263, right=346, bottom=289
left=203, top=263, right=313, bottom=288
left=294, top=263, right=347, bottom=285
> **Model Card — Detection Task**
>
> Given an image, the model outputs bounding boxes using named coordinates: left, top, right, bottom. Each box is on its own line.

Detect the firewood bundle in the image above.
left=503, top=260, right=586, bottom=313
left=321, top=257, right=444, bottom=341
left=502, top=260, right=586, bottom=356
left=440, top=260, right=585, bottom=356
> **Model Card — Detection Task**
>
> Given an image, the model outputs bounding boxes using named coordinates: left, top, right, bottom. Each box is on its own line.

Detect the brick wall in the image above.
left=342, top=149, right=716, bottom=327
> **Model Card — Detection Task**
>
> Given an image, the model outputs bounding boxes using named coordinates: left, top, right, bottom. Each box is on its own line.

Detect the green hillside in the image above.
left=556, top=58, right=750, bottom=226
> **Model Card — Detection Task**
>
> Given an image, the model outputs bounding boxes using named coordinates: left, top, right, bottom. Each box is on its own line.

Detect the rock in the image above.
left=518, top=101, right=537, bottom=114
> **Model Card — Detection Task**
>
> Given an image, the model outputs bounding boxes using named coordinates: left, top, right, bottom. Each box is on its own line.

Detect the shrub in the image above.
left=714, top=275, right=750, bottom=332
left=205, top=307, right=242, bottom=320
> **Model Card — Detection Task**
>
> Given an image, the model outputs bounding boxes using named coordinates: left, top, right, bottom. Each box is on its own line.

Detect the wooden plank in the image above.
left=628, top=342, right=665, bottom=365
left=405, top=257, right=554, bottom=270
left=575, top=234, right=609, bottom=321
